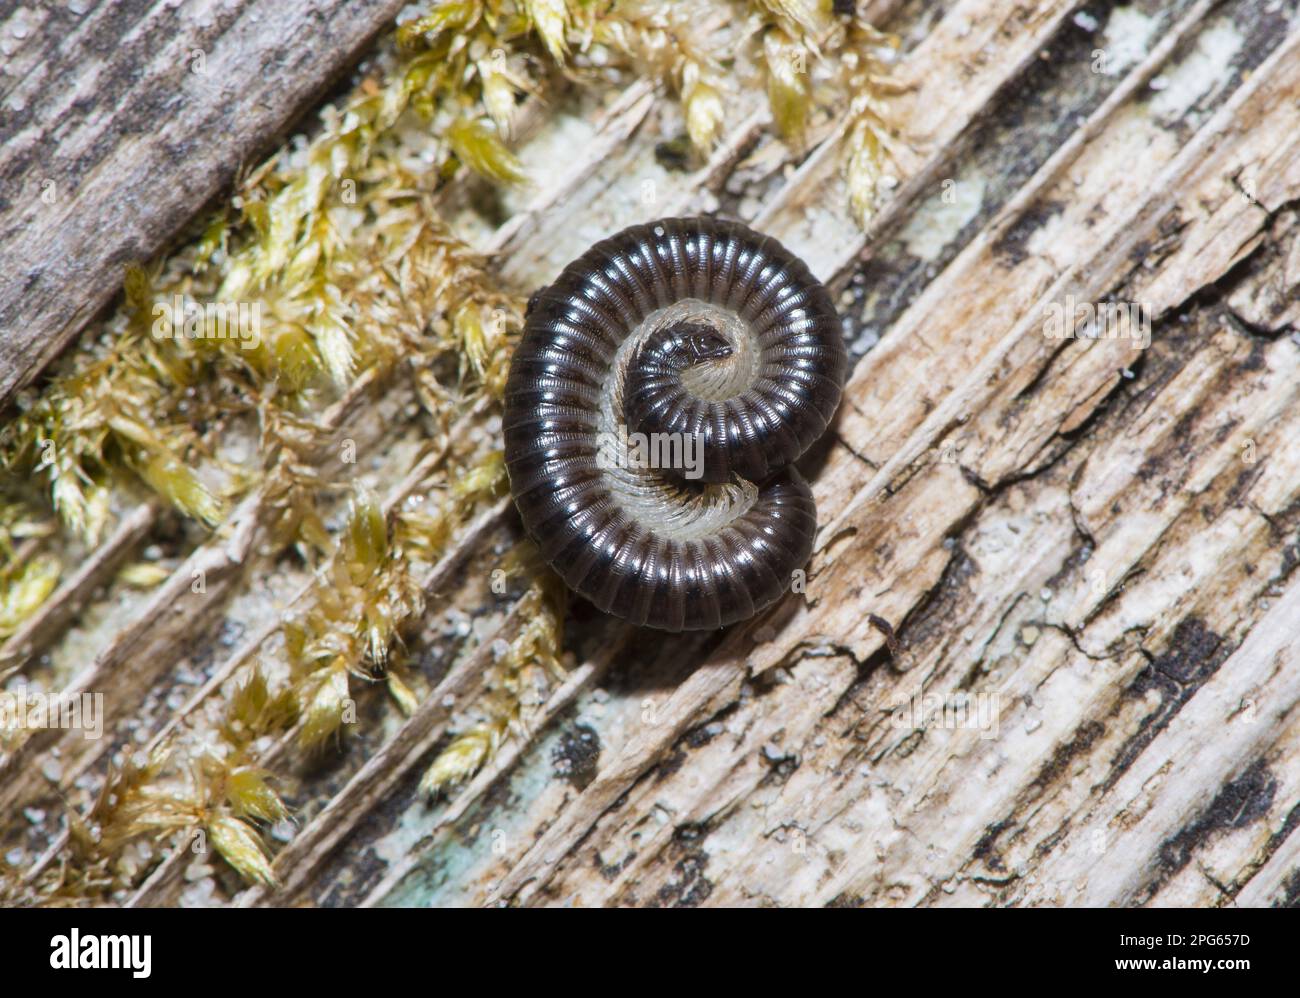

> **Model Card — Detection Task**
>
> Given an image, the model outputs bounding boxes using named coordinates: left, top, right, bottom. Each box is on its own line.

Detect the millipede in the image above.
left=503, top=216, right=846, bottom=632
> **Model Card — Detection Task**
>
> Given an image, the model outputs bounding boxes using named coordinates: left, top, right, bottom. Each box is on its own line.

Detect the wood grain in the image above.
left=0, top=0, right=405, bottom=409
left=5, top=0, right=1300, bottom=909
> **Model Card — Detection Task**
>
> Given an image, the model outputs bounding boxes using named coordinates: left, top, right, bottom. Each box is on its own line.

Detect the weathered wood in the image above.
left=5, top=0, right=1300, bottom=910
left=0, top=501, right=156, bottom=674
left=365, top=0, right=1300, bottom=907
left=0, top=0, right=406, bottom=409
left=0, top=368, right=389, bottom=814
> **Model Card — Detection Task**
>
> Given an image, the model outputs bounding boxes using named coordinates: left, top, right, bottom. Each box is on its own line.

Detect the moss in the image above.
left=3, top=0, right=900, bottom=902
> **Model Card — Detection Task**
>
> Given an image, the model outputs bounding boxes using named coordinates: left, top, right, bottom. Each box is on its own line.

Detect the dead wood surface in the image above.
left=0, top=0, right=406, bottom=408
left=4, top=0, right=1300, bottom=909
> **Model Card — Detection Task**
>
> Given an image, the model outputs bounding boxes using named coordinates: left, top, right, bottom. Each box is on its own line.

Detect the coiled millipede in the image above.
left=503, top=216, right=846, bottom=632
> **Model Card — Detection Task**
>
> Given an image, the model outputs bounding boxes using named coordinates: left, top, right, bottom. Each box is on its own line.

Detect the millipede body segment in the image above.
left=503, top=216, right=846, bottom=632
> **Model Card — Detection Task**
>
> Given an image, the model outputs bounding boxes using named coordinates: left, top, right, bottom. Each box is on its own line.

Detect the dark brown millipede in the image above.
left=503, top=216, right=846, bottom=632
